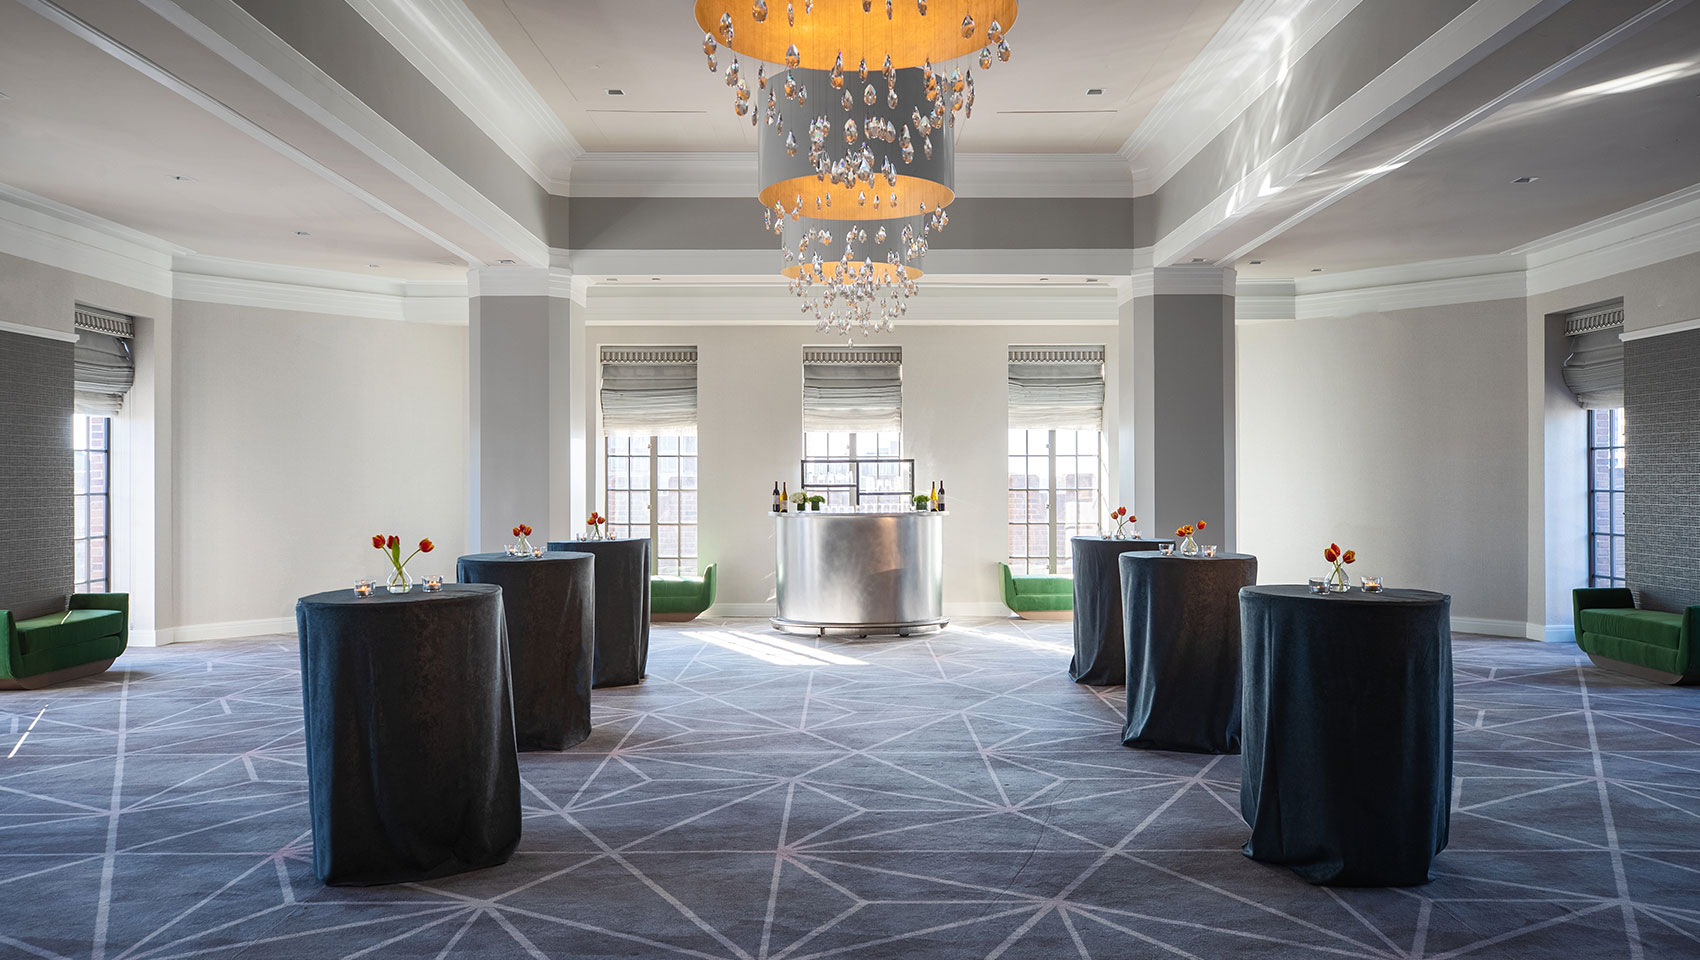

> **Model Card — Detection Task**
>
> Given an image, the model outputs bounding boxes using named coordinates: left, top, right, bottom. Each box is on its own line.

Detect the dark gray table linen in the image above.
left=1121, top=552, right=1257, bottom=753
left=546, top=538, right=651, bottom=687
left=1069, top=537, right=1173, bottom=685
left=295, top=584, right=520, bottom=886
left=1239, top=584, right=1453, bottom=886
left=457, top=552, right=595, bottom=751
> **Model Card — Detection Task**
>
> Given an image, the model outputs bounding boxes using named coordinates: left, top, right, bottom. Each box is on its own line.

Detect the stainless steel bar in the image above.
left=772, top=511, right=948, bottom=637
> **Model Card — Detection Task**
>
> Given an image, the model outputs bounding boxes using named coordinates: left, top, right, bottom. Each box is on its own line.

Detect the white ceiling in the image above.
left=0, top=2, right=470, bottom=281
left=464, top=0, right=1243, bottom=154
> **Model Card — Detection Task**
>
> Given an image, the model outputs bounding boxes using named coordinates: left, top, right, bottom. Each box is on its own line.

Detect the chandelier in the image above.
left=695, top=1, right=1018, bottom=339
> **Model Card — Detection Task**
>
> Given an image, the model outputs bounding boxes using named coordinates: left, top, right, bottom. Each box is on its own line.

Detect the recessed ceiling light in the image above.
left=498, top=259, right=516, bottom=265
left=651, top=277, right=661, bottom=281
left=294, top=230, right=310, bottom=236
left=1086, top=88, right=1104, bottom=96
left=1190, top=257, right=1207, bottom=264
left=1085, top=278, right=1098, bottom=283
left=1512, top=176, right=1540, bottom=184
left=367, top=263, right=380, bottom=268
left=171, top=175, right=196, bottom=182
left=1311, top=268, right=1324, bottom=272
left=1039, top=277, right=1050, bottom=282
left=1248, top=260, right=1263, bottom=265
left=607, top=88, right=624, bottom=96
left=608, top=277, right=619, bottom=281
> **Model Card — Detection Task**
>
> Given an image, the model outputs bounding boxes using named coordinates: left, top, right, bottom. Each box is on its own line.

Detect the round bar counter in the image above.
left=773, top=510, right=948, bottom=637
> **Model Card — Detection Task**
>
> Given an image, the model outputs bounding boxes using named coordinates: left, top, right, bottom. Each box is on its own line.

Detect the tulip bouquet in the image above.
left=1323, top=543, right=1357, bottom=592
left=1176, top=520, right=1207, bottom=556
left=511, top=523, right=534, bottom=553
left=587, top=511, right=607, bottom=540
left=372, top=534, right=434, bottom=593
left=1109, top=506, right=1136, bottom=539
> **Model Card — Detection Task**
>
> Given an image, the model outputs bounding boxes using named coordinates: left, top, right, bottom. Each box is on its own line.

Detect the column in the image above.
left=1117, top=266, right=1237, bottom=551
left=468, top=267, right=584, bottom=552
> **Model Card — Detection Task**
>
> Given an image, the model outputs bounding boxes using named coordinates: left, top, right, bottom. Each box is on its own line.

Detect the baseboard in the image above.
left=1451, top=617, right=1532, bottom=640
left=131, top=616, right=296, bottom=647
left=700, top=602, right=1010, bottom=620
left=1542, top=623, right=1576, bottom=644
left=944, top=602, right=1015, bottom=619
left=704, top=603, right=777, bottom=619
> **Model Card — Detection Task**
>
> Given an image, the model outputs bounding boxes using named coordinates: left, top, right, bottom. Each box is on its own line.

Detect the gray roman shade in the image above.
left=1008, top=345, right=1106, bottom=430
left=1561, top=303, right=1624, bottom=409
left=802, top=346, right=903, bottom=434
left=600, top=346, right=698, bottom=437
left=74, top=306, right=135, bottom=416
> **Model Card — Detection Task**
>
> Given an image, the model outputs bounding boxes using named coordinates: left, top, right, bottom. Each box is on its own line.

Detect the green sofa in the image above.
left=1, top=593, right=129, bottom=690
left=652, top=564, right=717, bottom=623
left=1573, top=588, right=1698, bottom=685
left=999, top=563, right=1073, bottom=620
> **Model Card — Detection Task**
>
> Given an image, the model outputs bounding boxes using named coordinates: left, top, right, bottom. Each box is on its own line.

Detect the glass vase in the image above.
left=517, top=535, right=533, bottom=554
left=1180, top=534, right=1200, bottom=556
left=387, top=565, right=412, bottom=594
left=1327, top=562, right=1351, bottom=593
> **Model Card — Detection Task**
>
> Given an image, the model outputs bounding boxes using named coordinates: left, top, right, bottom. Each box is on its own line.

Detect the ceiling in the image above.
left=0, top=1, right=472, bottom=281
left=465, top=0, right=1243, bottom=154
left=1225, top=1, right=1700, bottom=277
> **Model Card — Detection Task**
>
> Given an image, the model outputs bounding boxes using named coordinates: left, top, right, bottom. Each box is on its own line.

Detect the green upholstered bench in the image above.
left=652, top=564, right=717, bottom=623
left=1000, top=563, right=1073, bottom=620
left=1573, top=588, right=1698, bottom=685
left=1, top=593, right=129, bottom=690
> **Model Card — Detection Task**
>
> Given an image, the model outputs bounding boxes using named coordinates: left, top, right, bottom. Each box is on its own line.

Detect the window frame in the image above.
left=603, top=434, right=698, bottom=576
left=801, top=431, right=912, bottom=509
left=72, top=414, right=113, bottom=594
left=1008, top=426, right=1104, bottom=575
left=1587, top=408, right=1627, bottom=590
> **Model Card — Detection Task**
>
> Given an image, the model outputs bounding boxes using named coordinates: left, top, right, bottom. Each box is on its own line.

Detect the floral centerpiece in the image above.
left=511, top=523, right=534, bottom=553
left=1176, top=521, right=1207, bottom=556
left=1324, top=543, right=1356, bottom=592
left=1108, top=506, right=1136, bottom=539
left=587, top=511, right=606, bottom=540
left=372, top=534, right=434, bottom=593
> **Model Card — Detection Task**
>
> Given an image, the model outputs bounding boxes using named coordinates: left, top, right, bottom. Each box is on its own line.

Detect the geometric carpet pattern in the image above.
left=2, top=618, right=1698, bottom=959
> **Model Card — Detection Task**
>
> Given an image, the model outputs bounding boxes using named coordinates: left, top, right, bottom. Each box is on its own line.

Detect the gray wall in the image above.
left=0, top=330, right=73, bottom=620
left=1624, top=329, right=1700, bottom=612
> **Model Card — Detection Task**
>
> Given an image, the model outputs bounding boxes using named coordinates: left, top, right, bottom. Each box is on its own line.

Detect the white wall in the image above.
left=170, top=301, right=469, bottom=633
left=1236, top=300, right=1531, bottom=630
left=583, top=321, right=1119, bottom=615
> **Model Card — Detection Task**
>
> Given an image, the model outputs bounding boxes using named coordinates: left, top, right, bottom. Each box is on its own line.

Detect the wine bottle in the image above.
left=937, top=481, right=946, bottom=512
left=772, top=481, right=781, bottom=513
left=781, top=482, right=789, bottom=512
left=930, top=481, right=938, bottom=509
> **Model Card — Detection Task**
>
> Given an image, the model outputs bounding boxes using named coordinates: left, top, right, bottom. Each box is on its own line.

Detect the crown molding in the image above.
left=466, top=265, right=575, bottom=300
left=0, top=183, right=179, bottom=298
left=172, top=255, right=469, bottom=323
left=342, top=0, right=582, bottom=192
left=1234, top=278, right=1297, bottom=322
left=1521, top=184, right=1700, bottom=296
left=1119, top=0, right=1366, bottom=192
left=563, top=247, right=1142, bottom=281
left=566, top=152, right=1138, bottom=199
left=127, top=0, right=546, bottom=266
left=1153, top=265, right=1236, bottom=297
left=580, top=284, right=1120, bottom=327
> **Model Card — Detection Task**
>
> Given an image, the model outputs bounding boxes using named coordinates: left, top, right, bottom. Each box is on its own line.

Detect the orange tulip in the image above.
left=512, top=526, right=522, bottom=537
left=372, top=534, right=386, bottom=550
left=1324, top=546, right=1338, bottom=563
left=419, top=538, right=434, bottom=553
left=521, top=524, right=533, bottom=536
left=387, top=535, right=400, bottom=551
left=1342, top=550, right=1356, bottom=564
left=1197, top=521, right=1207, bottom=530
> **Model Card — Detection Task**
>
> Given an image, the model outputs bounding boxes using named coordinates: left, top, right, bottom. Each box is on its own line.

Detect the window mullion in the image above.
left=1048, top=431, right=1059, bottom=574
left=649, top=437, right=661, bottom=575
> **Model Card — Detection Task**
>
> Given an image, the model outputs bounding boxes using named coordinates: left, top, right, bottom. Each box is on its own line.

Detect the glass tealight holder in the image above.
left=1361, top=576, right=1384, bottom=593
left=1203, top=545, right=1218, bottom=558
left=504, top=544, right=518, bottom=557
left=353, top=579, right=375, bottom=598
left=1159, top=543, right=1175, bottom=556
left=1307, top=577, right=1328, bottom=594
left=422, top=575, right=444, bottom=593
left=531, top=545, right=544, bottom=559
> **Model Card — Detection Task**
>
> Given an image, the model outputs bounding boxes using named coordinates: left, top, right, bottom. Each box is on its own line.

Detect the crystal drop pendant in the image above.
left=752, top=0, right=767, bottom=23
left=875, top=226, right=887, bottom=243
left=988, top=19, right=1003, bottom=41
left=888, top=87, right=898, bottom=109
left=951, top=69, right=964, bottom=93
left=702, top=33, right=717, bottom=56
left=787, top=1, right=795, bottom=25
left=863, top=83, right=877, bottom=106
left=757, top=65, right=767, bottom=88
left=923, top=134, right=932, bottom=159
left=858, top=191, right=867, bottom=206
left=706, top=54, right=717, bottom=72
left=862, top=0, right=871, bottom=11
left=998, top=40, right=1011, bottom=62
left=831, top=52, right=844, bottom=89
left=960, top=13, right=974, bottom=38
left=719, top=12, right=734, bottom=41
left=979, top=47, right=992, bottom=69
left=785, top=43, right=801, bottom=68
left=859, top=57, right=869, bottom=81
left=841, top=88, right=853, bottom=110
left=844, top=118, right=858, bottom=143
left=785, top=131, right=798, bottom=156
left=900, top=131, right=914, bottom=163
left=796, top=84, right=807, bottom=106
left=725, top=60, right=739, bottom=85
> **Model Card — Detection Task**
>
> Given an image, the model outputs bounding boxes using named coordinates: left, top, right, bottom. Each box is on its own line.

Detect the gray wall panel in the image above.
left=563, top=196, right=1141, bottom=251
left=234, top=0, right=550, bottom=239
left=1624, top=330, right=1700, bottom=612
left=0, top=330, right=73, bottom=620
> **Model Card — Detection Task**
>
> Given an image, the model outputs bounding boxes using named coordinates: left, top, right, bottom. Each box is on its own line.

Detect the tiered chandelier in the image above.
left=695, top=1, right=1018, bottom=339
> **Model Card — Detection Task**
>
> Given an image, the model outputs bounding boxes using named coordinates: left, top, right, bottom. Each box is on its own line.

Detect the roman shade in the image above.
left=802, top=346, right=902, bottom=434
left=73, top=306, right=135, bottom=416
left=600, top=346, right=698, bottom=437
left=1008, top=345, right=1105, bottom=430
left=1561, top=304, right=1624, bottom=410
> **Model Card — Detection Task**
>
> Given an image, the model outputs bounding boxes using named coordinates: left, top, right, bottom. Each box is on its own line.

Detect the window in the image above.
left=605, top=435, right=698, bottom=575
left=802, top=431, right=912, bottom=509
left=1008, top=428, right=1103, bottom=574
left=1007, top=346, right=1106, bottom=575
left=599, top=346, right=698, bottom=575
left=1588, top=408, right=1626, bottom=589
left=73, top=414, right=112, bottom=593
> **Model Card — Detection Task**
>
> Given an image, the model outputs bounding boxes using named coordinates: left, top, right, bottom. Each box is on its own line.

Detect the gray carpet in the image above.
left=2, top=619, right=1697, bottom=959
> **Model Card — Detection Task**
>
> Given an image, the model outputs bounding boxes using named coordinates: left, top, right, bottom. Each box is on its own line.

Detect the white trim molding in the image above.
left=342, top=0, right=583, bottom=192
left=1621, top=317, right=1700, bottom=343
left=1452, top=617, right=1537, bottom=640
left=1153, top=265, right=1236, bottom=297
left=0, top=183, right=180, bottom=298
left=0, top=319, right=80, bottom=343
left=133, top=616, right=296, bottom=647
